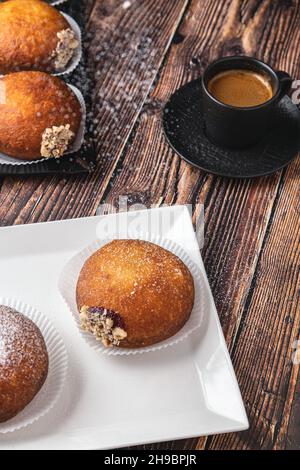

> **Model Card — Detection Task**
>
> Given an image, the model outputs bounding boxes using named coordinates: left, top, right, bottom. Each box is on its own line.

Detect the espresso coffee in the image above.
left=208, top=69, right=273, bottom=107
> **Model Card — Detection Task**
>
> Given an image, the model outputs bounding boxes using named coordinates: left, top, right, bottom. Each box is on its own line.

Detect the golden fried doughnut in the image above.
left=0, top=0, right=79, bottom=74
left=76, top=240, right=195, bottom=348
left=0, top=305, right=49, bottom=423
left=0, top=71, right=82, bottom=160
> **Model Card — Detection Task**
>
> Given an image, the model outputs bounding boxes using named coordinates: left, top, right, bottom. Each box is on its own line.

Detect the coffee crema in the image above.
left=207, top=69, right=274, bottom=107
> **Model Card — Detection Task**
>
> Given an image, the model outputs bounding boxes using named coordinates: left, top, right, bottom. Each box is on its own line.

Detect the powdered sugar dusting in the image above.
left=0, top=305, right=48, bottom=372
left=122, top=1, right=132, bottom=9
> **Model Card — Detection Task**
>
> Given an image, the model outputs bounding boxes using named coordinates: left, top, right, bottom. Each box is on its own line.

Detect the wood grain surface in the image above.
left=0, top=0, right=188, bottom=225
left=0, top=0, right=299, bottom=450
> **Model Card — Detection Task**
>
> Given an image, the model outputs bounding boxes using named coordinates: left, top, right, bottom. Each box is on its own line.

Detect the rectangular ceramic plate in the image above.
left=0, top=206, right=248, bottom=449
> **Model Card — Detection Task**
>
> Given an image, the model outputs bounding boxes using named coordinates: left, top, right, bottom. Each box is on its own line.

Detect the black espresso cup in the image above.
left=201, top=56, right=293, bottom=148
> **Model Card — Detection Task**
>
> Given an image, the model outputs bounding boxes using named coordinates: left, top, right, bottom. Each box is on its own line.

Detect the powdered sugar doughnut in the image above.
left=0, top=305, right=49, bottom=423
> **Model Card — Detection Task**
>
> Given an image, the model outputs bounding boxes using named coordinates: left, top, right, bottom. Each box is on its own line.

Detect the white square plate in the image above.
left=0, top=205, right=248, bottom=449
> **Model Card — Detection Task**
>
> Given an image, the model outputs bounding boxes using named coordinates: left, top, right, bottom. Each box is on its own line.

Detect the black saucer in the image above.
left=163, top=78, right=300, bottom=178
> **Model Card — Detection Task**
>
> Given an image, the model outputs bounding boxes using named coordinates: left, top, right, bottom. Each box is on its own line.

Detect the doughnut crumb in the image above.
left=41, top=124, right=74, bottom=158
left=79, top=306, right=127, bottom=347
left=53, top=28, right=79, bottom=71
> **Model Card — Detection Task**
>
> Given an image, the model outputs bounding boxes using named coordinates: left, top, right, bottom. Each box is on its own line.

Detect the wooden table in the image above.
left=0, top=0, right=299, bottom=450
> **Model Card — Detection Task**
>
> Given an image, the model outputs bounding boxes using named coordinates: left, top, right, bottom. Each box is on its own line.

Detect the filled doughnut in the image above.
left=0, top=71, right=82, bottom=160
left=0, top=0, right=79, bottom=74
left=0, top=305, right=49, bottom=423
left=76, top=239, right=195, bottom=348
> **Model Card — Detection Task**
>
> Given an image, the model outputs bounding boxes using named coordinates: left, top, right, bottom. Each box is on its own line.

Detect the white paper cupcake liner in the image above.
left=50, top=0, right=68, bottom=5
left=58, top=232, right=205, bottom=356
left=54, top=13, right=82, bottom=77
left=0, top=84, right=86, bottom=166
left=0, top=298, right=68, bottom=433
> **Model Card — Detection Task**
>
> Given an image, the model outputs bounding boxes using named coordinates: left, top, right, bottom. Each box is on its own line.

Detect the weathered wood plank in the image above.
left=98, top=0, right=300, bottom=450
left=205, top=156, right=300, bottom=449
left=0, top=0, right=188, bottom=226
left=286, top=374, right=300, bottom=450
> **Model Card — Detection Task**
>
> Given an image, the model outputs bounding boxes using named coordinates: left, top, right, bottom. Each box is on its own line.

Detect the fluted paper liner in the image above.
left=0, top=298, right=68, bottom=433
left=58, top=232, right=205, bottom=356
left=50, top=0, right=68, bottom=5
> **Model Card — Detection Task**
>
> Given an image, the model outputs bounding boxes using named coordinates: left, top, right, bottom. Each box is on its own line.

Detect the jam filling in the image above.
left=79, top=306, right=127, bottom=347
